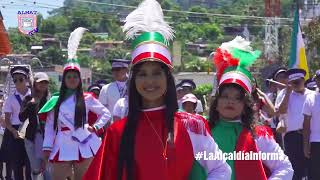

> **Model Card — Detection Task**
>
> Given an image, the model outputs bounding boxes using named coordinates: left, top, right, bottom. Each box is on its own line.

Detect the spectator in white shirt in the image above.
left=278, top=68, right=313, bottom=180
left=303, top=69, right=320, bottom=179
left=113, top=95, right=128, bottom=121
left=272, top=67, right=289, bottom=149
left=99, top=59, right=130, bottom=115
left=1, top=66, right=32, bottom=180
left=305, top=77, right=318, bottom=91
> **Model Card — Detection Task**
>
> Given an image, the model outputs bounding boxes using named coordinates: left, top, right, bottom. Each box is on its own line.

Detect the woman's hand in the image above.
left=43, top=151, right=51, bottom=161
left=40, top=159, right=47, bottom=172
left=256, top=88, right=266, bottom=99
left=87, top=126, right=96, bottom=133
left=12, top=130, right=21, bottom=139
left=286, top=84, right=293, bottom=94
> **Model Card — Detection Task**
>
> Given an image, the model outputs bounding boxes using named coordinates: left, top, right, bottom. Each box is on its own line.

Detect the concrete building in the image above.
left=91, top=41, right=126, bottom=58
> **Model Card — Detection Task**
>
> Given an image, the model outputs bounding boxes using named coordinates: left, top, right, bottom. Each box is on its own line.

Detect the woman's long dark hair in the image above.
left=117, top=62, right=178, bottom=180
left=208, top=83, right=255, bottom=130
left=53, top=70, right=86, bottom=130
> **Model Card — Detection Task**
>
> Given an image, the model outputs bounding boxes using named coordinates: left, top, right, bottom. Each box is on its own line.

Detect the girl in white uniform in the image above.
left=39, top=27, right=111, bottom=180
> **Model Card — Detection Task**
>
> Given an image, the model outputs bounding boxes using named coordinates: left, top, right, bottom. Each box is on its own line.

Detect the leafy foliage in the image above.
left=7, top=0, right=299, bottom=80
left=304, top=19, right=320, bottom=74
left=193, top=84, right=213, bottom=112
left=193, top=84, right=213, bottom=98
left=8, top=28, right=42, bottom=54
left=48, top=77, right=59, bottom=93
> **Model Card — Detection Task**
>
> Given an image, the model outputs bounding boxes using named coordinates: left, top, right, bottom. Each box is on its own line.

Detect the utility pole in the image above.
left=264, top=0, right=280, bottom=64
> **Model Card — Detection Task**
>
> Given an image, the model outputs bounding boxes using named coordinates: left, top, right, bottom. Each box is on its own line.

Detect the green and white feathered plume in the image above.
left=220, top=36, right=261, bottom=69
left=123, top=0, right=174, bottom=42
left=122, top=0, right=175, bottom=68
left=64, top=27, right=88, bottom=71
left=213, top=36, right=262, bottom=93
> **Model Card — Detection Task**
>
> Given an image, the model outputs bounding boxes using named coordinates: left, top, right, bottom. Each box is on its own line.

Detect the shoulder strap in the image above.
left=15, top=94, right=22, bottom=106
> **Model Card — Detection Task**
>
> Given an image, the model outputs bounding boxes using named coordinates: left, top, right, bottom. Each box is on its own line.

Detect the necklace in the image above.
left=143, top=112, right=168, bottom=160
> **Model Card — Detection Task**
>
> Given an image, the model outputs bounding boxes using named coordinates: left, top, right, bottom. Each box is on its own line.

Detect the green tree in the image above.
left=193, top=84, right=213, bottom=113
left=38, top=47, right=65, bottom=65
left=81, top=33, right=97, bottom=48
left=40, top=19, right=56, bottom=35
left=8, top=28, right=42, bottom=53
left=304, top=18, right=320, bottom=74
left=48, top=77, right=59, bottom=93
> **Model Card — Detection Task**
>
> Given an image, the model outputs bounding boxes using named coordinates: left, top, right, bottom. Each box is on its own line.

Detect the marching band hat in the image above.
left=287, top=68, right=306, bottom=82
left=110, top=59, right=131, bottom=68
left=10, top=66, right=30, bottom=77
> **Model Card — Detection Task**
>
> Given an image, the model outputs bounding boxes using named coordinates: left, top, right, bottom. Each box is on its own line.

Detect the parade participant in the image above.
left=303, top=69, right=320, bottom=179
left=273, top=68, right=288, bottom=89
left=273, top=67, right=289, bottom=147
left=0, top=95, right=4, bottom=180
left=0, top=92, right=13, bottom=180
left=87, top=84, right=104, bottom=129
left=113, top=81, right=129, bottom=121
left=99, top=59, right=130, bottom=115
left=95, top=79, right=108, bottom=88
left=264, top=76, right=278, bottom=127
left=38, top=27, right=111, bottom=180
left=176, top=83, right=184, bottom=100
left=305, top=77, right=317, bottom=91
left=263, top=74, right=283, bottom=148
left=87, top=84, right=102, bottom=98
left=19, top=72, right=51, bottom=180
left=265, top=75, right=277, bottom=99
left=84, top=0, right=231, bottom=179
left=1, top=66, right=31, bottom=180
left=278, top=68, right=313, bottom=180
left=251, top=78, right=275, bottom=124
left=209, top=36, right=293, bottom=180
left=177, top=79, right=204, bottom=114
left=112, top=95, right=128, bottom=121
left=315, top=70, right=320, bottom=92
left=181, top=93, right=198, bottom=114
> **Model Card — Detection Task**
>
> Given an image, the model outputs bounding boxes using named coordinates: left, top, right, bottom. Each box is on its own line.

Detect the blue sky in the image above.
left=1, top=0, right=64, bottom=28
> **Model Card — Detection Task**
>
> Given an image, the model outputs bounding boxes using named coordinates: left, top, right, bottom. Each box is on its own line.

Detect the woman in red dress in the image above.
left=83, top=0, right=231, bottom=180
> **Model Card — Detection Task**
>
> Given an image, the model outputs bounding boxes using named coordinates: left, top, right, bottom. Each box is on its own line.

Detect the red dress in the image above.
left=83, top=107, right=195, bottom=180
left=83, top=103, right=233, bottom=180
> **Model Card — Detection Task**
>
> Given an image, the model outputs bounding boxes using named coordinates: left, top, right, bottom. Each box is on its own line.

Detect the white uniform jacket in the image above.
left=99, top=82, right=126, bottom=115
left=43, top=93, right=111, bottom=161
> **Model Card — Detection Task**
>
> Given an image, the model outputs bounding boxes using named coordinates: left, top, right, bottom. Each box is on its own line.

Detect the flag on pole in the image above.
left=289, top=8, right=309, bottom=79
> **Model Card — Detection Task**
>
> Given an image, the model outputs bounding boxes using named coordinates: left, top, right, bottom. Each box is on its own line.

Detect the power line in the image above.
left=1, top=3, right=54, bottom=9
left=2, top=2, right=290, bottom=25
left=3, top=0, right=295, bottom=22
left=74, top=0, right=296, bottom=22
